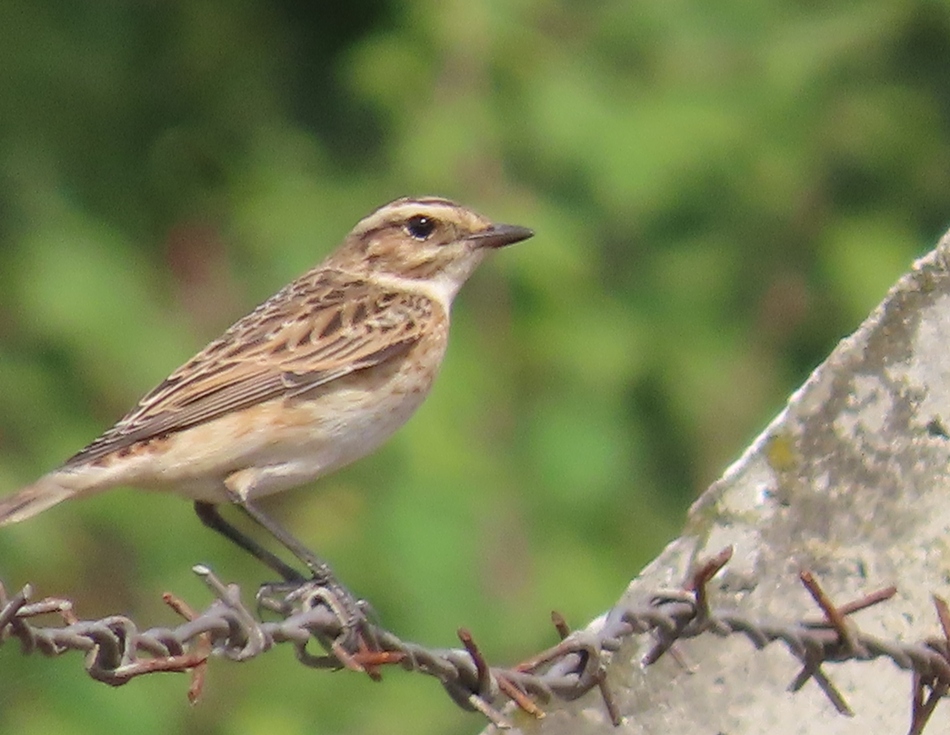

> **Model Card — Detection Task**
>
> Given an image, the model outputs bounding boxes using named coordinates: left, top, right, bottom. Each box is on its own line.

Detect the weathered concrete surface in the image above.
left=491, top=235, right=950, bottom=734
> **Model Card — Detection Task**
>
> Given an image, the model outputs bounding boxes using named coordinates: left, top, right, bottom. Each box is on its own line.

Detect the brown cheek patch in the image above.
left=403, top=258, right=440, bottom=280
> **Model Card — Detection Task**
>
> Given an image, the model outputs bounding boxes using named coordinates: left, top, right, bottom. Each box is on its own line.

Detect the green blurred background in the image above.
left=0, top=1, right=946, bottom=733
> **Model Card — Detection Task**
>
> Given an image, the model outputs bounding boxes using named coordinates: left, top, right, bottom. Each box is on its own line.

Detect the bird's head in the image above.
left=328, top=197, right=533, bottom=303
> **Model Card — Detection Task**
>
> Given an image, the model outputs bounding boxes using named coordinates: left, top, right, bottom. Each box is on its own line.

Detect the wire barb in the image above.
left=908, top=596, right=950, bottom=735
left=1, top=551, right=949, bottom=733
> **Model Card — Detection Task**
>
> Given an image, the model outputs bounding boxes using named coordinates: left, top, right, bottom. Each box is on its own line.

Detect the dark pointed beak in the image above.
left=469, top=223, right=534, bottom=249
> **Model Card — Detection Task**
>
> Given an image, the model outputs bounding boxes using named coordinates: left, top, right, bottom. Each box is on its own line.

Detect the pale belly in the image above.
left=151, top=384, right=432, bottom=502
left=73, top=340, right=444, bottom=503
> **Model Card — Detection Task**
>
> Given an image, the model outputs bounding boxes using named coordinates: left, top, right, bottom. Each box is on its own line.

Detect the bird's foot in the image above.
left=255, top=574, right=378, bottom=662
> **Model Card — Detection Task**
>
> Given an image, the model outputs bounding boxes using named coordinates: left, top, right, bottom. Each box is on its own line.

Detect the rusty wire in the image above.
left=1, top=547, right=949, bottom=732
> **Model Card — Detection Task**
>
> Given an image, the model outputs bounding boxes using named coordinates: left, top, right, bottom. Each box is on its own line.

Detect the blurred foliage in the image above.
left=0, top=1, right=946, bottom=733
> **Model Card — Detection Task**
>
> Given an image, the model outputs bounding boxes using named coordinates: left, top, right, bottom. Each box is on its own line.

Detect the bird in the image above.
left=0, top=196, right=533, bottom=591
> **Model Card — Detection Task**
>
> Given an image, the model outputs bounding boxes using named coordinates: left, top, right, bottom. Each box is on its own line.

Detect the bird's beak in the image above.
left=469, top=223, right=534, bottom=249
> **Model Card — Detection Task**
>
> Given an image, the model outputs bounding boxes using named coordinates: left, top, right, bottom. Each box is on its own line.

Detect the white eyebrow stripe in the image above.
left=354, top=198, right=462, bottom=235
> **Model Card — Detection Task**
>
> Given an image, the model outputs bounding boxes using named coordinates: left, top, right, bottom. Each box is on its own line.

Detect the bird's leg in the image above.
left=210, top=487, right=369, bottom=647
left=195, top=498, right=369, bottom=654
left=218, top=469, right=349, bottom=585
left=225, top=492, right=339, bottom=586
left=194, top=501, right=305, bottom=583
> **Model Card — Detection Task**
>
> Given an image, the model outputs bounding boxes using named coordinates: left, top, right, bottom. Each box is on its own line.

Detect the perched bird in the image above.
left=0, top=196, right=533, bottom=587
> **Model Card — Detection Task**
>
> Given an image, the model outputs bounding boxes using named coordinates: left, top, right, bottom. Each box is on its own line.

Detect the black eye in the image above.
left=405, top=215, right=436, bottom=240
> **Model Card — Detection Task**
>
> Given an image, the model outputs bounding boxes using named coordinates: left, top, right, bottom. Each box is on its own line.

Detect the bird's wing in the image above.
left=64, top=270, right=437, bottom=467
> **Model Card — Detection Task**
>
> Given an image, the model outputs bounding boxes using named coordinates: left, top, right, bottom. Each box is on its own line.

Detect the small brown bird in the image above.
left=0, top=196, right=532, bottom=585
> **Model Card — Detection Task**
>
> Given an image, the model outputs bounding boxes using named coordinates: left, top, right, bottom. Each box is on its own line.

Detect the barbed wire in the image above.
left=2, top=546, right=949, bottom=733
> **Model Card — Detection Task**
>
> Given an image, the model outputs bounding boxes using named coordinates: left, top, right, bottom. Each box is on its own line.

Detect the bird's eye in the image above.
left=405, top=215, right=436, bottom=240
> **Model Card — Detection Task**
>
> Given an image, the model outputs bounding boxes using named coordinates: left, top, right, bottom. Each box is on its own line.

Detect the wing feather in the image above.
left=64, top=270, right=434, bottom=467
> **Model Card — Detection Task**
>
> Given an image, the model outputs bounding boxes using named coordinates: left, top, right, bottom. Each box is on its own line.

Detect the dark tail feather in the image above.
left=0, top=476, right=75, bottom=526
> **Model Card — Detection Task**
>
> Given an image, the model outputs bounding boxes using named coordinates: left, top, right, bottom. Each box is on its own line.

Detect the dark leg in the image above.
left=196, top=494, right=367, bottom=637
left=226, top=493, right=341, bottom=586
left=222, top=493, right=368, bottom=635
left=194, top=501, right=305, bottom=583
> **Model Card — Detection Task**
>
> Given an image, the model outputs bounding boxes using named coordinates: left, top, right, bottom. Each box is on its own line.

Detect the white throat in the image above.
left=369, top=271, right=461, bottom=310
left=369, top=249, right=488, bottom=309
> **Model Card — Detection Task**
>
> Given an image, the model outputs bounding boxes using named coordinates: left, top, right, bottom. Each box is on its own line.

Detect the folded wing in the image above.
left=64, top=270, right=435, bottom=467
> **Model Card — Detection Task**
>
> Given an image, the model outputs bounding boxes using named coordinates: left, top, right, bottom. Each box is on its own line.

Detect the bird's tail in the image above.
left=0, top=474, right=78, bottom=526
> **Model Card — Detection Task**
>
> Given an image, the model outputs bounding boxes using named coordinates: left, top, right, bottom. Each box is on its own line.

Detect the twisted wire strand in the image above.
left=1, top=561, right=948, bottom=730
